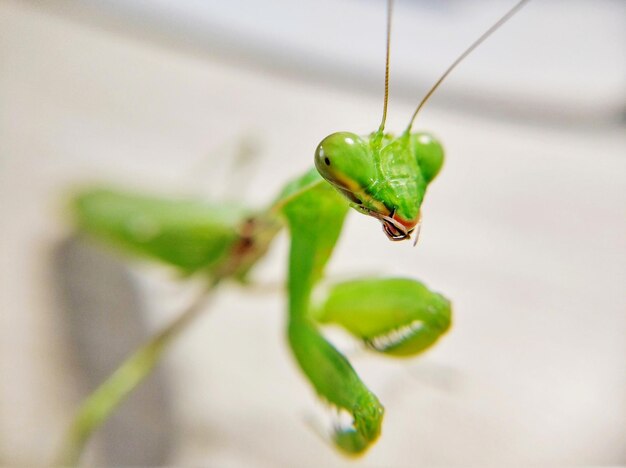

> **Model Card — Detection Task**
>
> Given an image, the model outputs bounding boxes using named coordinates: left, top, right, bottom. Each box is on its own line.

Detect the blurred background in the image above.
left=1, top=0, right=624, bottom=465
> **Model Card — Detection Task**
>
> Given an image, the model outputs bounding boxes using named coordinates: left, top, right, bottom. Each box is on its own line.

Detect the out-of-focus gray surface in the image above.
left=53, top=236, right=174, bottom=465
left=0, top=1, right=624, bottom=466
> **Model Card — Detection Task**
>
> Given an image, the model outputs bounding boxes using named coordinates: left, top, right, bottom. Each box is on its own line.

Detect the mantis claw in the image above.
left=288, top=319, right=384, bottom=455
left=314, top=277, right=451, bottom=357
left=331, top=393, right=385, bottom=454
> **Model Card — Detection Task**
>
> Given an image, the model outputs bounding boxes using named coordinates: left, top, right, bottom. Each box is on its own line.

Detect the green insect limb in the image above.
left=287, top=320, right=383, bottom=454
left=72, top=188, right=281, bottom=281
left=313, top=277, right=451, bottom=357
left=73, top=189, right=244, bottom=273
left=279, top=174, right=384, bottom=455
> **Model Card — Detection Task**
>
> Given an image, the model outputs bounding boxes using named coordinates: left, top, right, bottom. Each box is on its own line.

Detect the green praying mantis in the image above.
left=58, top=0, right=530, bottom=463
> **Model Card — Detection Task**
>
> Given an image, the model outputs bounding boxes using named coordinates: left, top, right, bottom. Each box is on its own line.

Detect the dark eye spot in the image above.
left=324, top=157, right=331, bottom=166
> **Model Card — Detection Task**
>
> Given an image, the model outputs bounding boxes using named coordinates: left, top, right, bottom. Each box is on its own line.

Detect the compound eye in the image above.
left=314, top=138, right=337, bottom=182
left=314, top=132, right=365, bottom=187
left=315, top=144, right=332, bottom=170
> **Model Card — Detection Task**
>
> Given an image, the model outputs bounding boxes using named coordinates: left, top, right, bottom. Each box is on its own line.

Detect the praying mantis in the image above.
left=58, top=0, right=530, bottom=463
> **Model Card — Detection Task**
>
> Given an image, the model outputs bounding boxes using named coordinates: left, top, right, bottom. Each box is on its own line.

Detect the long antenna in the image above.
left=406, top=0, right=531, bottom=133
left=378, top=0, right=393, bottom=133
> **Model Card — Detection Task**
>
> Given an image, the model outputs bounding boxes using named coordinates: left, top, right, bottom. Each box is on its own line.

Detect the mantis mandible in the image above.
left=58, top=0, right=530, bottom=462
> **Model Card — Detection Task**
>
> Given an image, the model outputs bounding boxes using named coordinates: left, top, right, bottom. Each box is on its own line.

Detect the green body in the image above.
left=55, top=0, right=535, bottom=457
left=61, top=134, right=450, bottom=461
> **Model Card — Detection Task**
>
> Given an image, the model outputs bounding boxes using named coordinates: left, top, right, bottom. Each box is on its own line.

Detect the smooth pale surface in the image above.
left=28, top=0, right=626, bottom=124
left=1, top=2, right=624, bottom=466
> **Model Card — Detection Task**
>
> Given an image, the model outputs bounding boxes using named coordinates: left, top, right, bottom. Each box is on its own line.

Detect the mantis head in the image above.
left=315, top=131, right=444, bottom=242
left=314, top=131, right=411, bottom=241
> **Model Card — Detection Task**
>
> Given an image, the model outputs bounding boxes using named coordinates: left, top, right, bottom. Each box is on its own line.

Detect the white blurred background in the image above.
left=0, top=0, right=624, bottom=466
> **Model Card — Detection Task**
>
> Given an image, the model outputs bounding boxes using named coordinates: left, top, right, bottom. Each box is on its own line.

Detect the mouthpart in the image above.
left=380, top=215, right=413, bottom=241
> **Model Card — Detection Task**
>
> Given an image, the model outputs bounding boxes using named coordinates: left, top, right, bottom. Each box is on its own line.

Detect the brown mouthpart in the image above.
left=380, top=215, right=413, bottom=241
left=354, top=204, right=420, bottom=242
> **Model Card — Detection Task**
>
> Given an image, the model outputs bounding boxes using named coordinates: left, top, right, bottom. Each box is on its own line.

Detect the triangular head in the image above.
left=315, top=130, right=443, bottom=241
